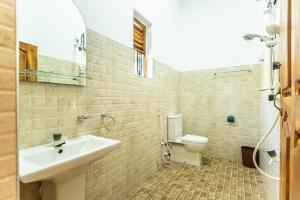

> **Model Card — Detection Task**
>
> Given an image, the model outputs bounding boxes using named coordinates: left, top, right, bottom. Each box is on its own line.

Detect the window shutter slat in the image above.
left=133, top=18, right=147, bottom=77
left=134, top=43, right=144, bottom=53
left=134, top=24, right=144, bottom=33
left=133, top=18, right=146, bottom=54
left=134, top=30, right=144, bottom=42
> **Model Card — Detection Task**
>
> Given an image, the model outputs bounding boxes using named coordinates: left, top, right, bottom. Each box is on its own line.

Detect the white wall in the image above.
left=73, top=0, right=133, bottom=47
left=258, top=70, right=280, bottom=200
left=18, top=0, right=86, bottom=64
left=73, top=0, right=268, bottom=71
left=73, top=0, right=181, bottom=69
left=258, top=2, right=281, bottom=200
left=132, top=0, right=180, bottom=69
left=178, top=0, right=267, bottom=71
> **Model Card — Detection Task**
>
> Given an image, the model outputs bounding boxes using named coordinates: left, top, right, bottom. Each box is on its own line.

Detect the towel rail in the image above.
left=213, top=69, right=252, bottom=76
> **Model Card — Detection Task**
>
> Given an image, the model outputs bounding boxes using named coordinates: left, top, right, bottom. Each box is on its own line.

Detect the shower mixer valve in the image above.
left=273, top=61, right=281, bottom=70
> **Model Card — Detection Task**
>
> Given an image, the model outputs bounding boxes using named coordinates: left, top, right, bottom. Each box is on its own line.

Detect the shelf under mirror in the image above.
left=19, top=69, right=91, bottom=86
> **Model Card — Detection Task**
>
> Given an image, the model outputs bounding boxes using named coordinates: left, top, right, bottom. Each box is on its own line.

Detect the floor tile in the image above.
left=126, top=158, right=266, bottom=200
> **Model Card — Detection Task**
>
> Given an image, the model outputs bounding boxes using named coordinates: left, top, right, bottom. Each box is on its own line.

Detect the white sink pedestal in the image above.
left=42, top=171, right=85, bottom=200
left=19, top=135, right=121, bottom=200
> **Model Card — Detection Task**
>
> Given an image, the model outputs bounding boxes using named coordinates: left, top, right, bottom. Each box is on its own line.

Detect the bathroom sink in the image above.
left=19, top=135, right=121, bottom=183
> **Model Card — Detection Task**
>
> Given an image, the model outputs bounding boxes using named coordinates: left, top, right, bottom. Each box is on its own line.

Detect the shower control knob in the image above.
left=273, top=61, right=281, bottom=70
left=268, top=94, right=275, bottom=101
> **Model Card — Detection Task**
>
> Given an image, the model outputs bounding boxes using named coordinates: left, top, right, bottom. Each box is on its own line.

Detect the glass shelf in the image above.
left=19, top=69, right=91, bottom=86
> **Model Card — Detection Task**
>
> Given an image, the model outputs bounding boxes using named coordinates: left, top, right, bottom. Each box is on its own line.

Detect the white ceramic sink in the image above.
left=19, top=135, right=121, bottom=183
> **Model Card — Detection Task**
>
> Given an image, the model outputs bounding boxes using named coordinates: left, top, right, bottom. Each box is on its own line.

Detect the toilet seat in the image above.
left=179, top=135, right=208, bottom=144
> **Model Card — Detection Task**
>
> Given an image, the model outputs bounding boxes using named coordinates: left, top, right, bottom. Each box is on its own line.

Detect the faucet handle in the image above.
left=53, top=133, right=62, bottom=141
left=78, top=115, right=92, bottom=122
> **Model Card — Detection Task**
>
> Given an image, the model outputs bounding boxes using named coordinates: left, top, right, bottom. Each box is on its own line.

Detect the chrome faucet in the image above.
left=53, top=133, right=65, bottom=147
left=78, top=115, right=92, bottom=122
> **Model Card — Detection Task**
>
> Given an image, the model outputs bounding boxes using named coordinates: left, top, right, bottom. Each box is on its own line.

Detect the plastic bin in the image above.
left=241, top=146, right=259, bottom=168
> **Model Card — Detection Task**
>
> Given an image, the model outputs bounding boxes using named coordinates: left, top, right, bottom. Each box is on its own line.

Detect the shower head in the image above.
left=266, top=24, right=280, bottom=35
left=243, top=33, right=272, bottom=42
left=243, top=33, right=277, bottom=47
left=243, top=34, right=256, bottom=41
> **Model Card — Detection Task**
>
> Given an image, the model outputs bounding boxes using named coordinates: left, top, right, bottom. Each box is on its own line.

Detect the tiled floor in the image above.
left=126, top=158, right=266, bottom=200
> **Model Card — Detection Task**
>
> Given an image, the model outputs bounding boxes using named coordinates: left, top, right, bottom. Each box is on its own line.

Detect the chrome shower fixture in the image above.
left=243, top=33, right=272, bottom=42
left=256, top=0, right=277, bottom=5
left=265, top=40, right=277, bottom=48
left=256, top=0, right=277, bottom=15
left=243, top=33, right=277, bottom=48
left=266, top=24, right=280, bottom=35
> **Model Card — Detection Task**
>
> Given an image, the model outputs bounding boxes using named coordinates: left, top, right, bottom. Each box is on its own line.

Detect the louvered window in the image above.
left=133, top=18, right=147, bottom=77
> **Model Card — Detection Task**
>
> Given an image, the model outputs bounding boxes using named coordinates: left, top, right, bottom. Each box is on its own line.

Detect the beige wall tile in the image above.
left=179, top=66, right=260, bottom=160
left=19, top=29, right=179, bottom=199
left=19, top=28, right=267, bottom=199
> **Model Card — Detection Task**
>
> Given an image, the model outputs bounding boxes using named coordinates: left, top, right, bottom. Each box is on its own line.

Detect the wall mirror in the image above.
left=18, top=0, right=87, bottom=86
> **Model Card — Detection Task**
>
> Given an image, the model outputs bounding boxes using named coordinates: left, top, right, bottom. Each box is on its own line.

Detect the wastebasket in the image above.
left=241, top=146, right=259, bottom=168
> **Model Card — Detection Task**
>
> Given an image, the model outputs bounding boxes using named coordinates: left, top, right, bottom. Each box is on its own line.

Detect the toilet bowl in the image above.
left=180, top=135, right=208, bottom=153
left=167, top=115, right=208, bottom=167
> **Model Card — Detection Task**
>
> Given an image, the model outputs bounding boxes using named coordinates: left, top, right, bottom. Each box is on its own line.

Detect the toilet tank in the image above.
left=168, top=114, right=183, bottom=140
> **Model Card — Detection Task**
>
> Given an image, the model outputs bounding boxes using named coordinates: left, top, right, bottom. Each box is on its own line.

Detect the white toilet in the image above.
left=168, top=114, right=208, bottom=167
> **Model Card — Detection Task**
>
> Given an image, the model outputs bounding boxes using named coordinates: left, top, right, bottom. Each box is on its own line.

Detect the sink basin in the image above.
left=19, top=135, right=121, bottom=183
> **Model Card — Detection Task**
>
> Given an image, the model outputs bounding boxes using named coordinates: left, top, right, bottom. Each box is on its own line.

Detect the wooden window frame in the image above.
left=133, top=18, right=148, bottom=78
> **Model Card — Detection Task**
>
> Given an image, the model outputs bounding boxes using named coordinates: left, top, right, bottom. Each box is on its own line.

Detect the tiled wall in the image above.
left=0, top=0, right=17, bottom=199
left=179, top=65, right=260, bottom=160
left=257, top=65, right=280, bottom=200
left=18, top=28, right=273, bottom=199
left=19, top=29, right=179, bottom=199
left=38, top=55, right=84, bottom=85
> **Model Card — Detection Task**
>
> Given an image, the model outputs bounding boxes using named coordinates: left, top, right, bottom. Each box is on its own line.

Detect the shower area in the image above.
left=16, top=0, right=283, bottom=199
left=175, top=0, right=281, bottom=199
left=179, top=65, right=261, bottom=160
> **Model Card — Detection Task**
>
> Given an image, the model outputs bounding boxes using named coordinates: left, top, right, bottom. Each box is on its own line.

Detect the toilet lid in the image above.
left=180, top=135, right=208, bottom=144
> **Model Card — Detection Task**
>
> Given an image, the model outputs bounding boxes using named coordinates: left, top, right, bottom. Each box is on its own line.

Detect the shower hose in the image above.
left=159, top=114, right=173, bottom=164
left=253, top=113, right=280, bottom=181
